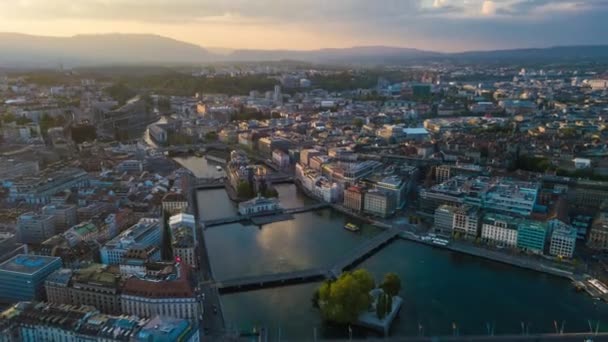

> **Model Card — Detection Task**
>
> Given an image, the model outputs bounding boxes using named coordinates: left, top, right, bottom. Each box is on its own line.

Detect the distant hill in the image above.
left=226, top=46, right=441, bottom=63
left=451, top=45, right=608, bottom=61
left=0, top=33, right=212, bottom=68
left=0, top=32, right=607, bottom=67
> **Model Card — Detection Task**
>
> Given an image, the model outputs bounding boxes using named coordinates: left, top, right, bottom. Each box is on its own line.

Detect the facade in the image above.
left=481, top=213, right=519, bottom=247
left=452, top=205, right=480, bottom=239
left=364, top=190, right=395, bottom=218
left=343, top=186, right=364, bottom=212
left=161, top=192, right=189, bottom=215
left=0, top=302, right=149, bottom=342
left=168, top=213, right=197, bottom=268
left=588, top=209, right=608, bottom=250
left=16, top=213, right=55, bottom=244
left=41, top=204, right=77, bottom=234
left=7, top=167, right=88, bottom=204
left=120, top=263, right=201, bottom=321
left=516, top=220, right=548, bottom=254
left=100, top=218, right=161, bottom=265
left=68, top=264, right=122, bottom=315
left=549, top=220, right=577, bottom=258
left=0, top=254, right=61, bottom=302
left=434, top=205, right=456, bottom=235
left=272, top=149, right=290, bottom=169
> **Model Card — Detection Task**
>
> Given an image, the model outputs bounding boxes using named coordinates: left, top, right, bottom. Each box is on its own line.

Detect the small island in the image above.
left=312, top=269, right=403, bottom=336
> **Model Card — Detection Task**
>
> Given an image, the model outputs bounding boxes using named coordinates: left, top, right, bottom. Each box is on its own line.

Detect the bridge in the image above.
left=214, top=227, right=400, bottom=292
left=202, top=203, right=329, bottom=227
left=194, top=177, right=226, bottom=190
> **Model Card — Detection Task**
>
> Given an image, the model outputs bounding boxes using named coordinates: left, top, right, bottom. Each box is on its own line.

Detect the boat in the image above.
left=216, top=165, right=222, bottom=171
left=344, top=223, right=360, bottom=232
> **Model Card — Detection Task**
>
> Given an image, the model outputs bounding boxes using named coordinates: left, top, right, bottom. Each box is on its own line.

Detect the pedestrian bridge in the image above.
left=215, top=228, right=400, bottom=293
left=195, top=177, right=226, bottom=189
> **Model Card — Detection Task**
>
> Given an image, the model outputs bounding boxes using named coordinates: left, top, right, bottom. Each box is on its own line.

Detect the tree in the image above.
left=353, top=118, right=364, bottom=129
left=204, top=131, right=218, bottom=142
left=263, top=187, right=278, bottom=198
left=381, top=272, right=401, bottom=297
left=237, top=180, right=254, bottom=199
left=313, top=270, right=374, bottom=324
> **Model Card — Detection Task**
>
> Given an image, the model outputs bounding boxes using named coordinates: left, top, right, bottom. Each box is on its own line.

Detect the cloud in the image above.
left=0, top=0, right=606, bottom=51
left=481, top=0, right=497, bottom=15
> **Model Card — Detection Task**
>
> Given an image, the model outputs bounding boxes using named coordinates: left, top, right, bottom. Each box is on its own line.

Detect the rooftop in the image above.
left=0, top=254, right=60, bottom=275
left=135, top=315, right=195, bottom=342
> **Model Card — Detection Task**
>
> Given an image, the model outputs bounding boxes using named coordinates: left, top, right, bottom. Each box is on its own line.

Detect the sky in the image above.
left=0, top=0, right=606, bottom=52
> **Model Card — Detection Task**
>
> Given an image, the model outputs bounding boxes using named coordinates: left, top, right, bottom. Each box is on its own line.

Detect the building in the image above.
left=16, top=213, right=55, bottom=244
left=44, top=268, right=72, bottom=305
left=588, top=207, right=608, bottom=250
left=481, top=213, right=519, bottom=248
left=452, top=205, right=480, bottom=239
left=549, top=220, right=577, bottom=259
left=41, top=204, right=77, bottom=234
left=7, top=167, right=89, bottom=204
left=364, top=190, right=395, bottom=218
left=343, top=186, right=365, bottom=212
left=434, top=205, right=456, bottom=236
left=168, top=213, right=197, bottom=268
left=135, top=315, right=200, bottom=342
left=0, top=254, right=61, bottom=302
left=516, top=220, right=548, bottom=254
left=0, top=301, right=147, bottom=341
left=272, top=149, right=290, bottom=169
left=100, top=218, right=161, bottom=265
left=121, top=263, right=201, bottom=321
left=238, top=196, right=281, bottom=215
left=161, top=192, right=188, bottom=215
left=67, top=264, right=122, bottom=315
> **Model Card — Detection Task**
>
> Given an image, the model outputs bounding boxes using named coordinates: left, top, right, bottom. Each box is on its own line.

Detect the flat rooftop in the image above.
left=0, top=254, right=60, bottom=275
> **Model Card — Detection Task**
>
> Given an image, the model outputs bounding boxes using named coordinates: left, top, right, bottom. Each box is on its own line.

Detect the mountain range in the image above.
left=1, top=33, right=608, bottom=68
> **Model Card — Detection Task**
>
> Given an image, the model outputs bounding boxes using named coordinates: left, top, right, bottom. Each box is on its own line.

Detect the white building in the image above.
left=549, top=220, right=577, bottom=259
left=238, top=195, right=281, bottom=215
left=100, top=218, right=161, bottom=265
left=481, top=213, right=519, bottom=247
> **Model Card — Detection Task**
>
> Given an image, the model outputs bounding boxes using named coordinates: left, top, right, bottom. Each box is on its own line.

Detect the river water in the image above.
left=177, top=156, right=608, bottom=340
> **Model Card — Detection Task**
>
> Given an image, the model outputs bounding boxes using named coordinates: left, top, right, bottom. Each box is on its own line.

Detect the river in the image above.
left=176, top=156, right=608, bottom=340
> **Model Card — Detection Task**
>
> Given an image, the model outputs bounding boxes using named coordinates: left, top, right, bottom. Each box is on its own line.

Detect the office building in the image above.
left=434, top=205, right=456, bottom=235
left=41, top=204, right=77, bottom=234
left=0, top=254, right=61, bottom=302
left=16, top=213, right=55, bottom=244
left=549, top=220, right=577, bottom=259
left=452, top=205, right=480, bottom=239
left=364, top=190, right=395, bottom=218
left=343, top=186, right=365, bottom=212
left=481, top=213, right=519, bottom=248
left=121, top=263, right=201, bottom=321
left=517, top=220, right=548, bottom=254
left=100, top=218, right=161, bottom=265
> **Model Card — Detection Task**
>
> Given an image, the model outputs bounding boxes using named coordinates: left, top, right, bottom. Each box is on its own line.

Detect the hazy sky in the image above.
left=0, top=0, right=606, bottom=51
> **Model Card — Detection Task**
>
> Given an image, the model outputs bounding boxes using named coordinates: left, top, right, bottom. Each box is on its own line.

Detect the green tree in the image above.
left=386, top=293, right=393, bottom=312
left=381, top=272, right=401, bottom=297
left=204, top=131, right=218, bottom=142
left=263, top=187, right=278, bottom=198
left=237, top=180, right=254, bottom=199
left=352, top=118, right=364, bottom=129
left=314, top=270, right=373, bottom=324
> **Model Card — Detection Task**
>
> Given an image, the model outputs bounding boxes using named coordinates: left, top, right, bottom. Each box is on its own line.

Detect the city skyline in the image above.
left=0, top=0, right=607, bottom=52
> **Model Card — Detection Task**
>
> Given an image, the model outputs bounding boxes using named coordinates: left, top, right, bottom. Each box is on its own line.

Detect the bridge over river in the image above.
left=215, top=228, right=400, bottom=293
left=202, top=202, right=329, bottom=228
